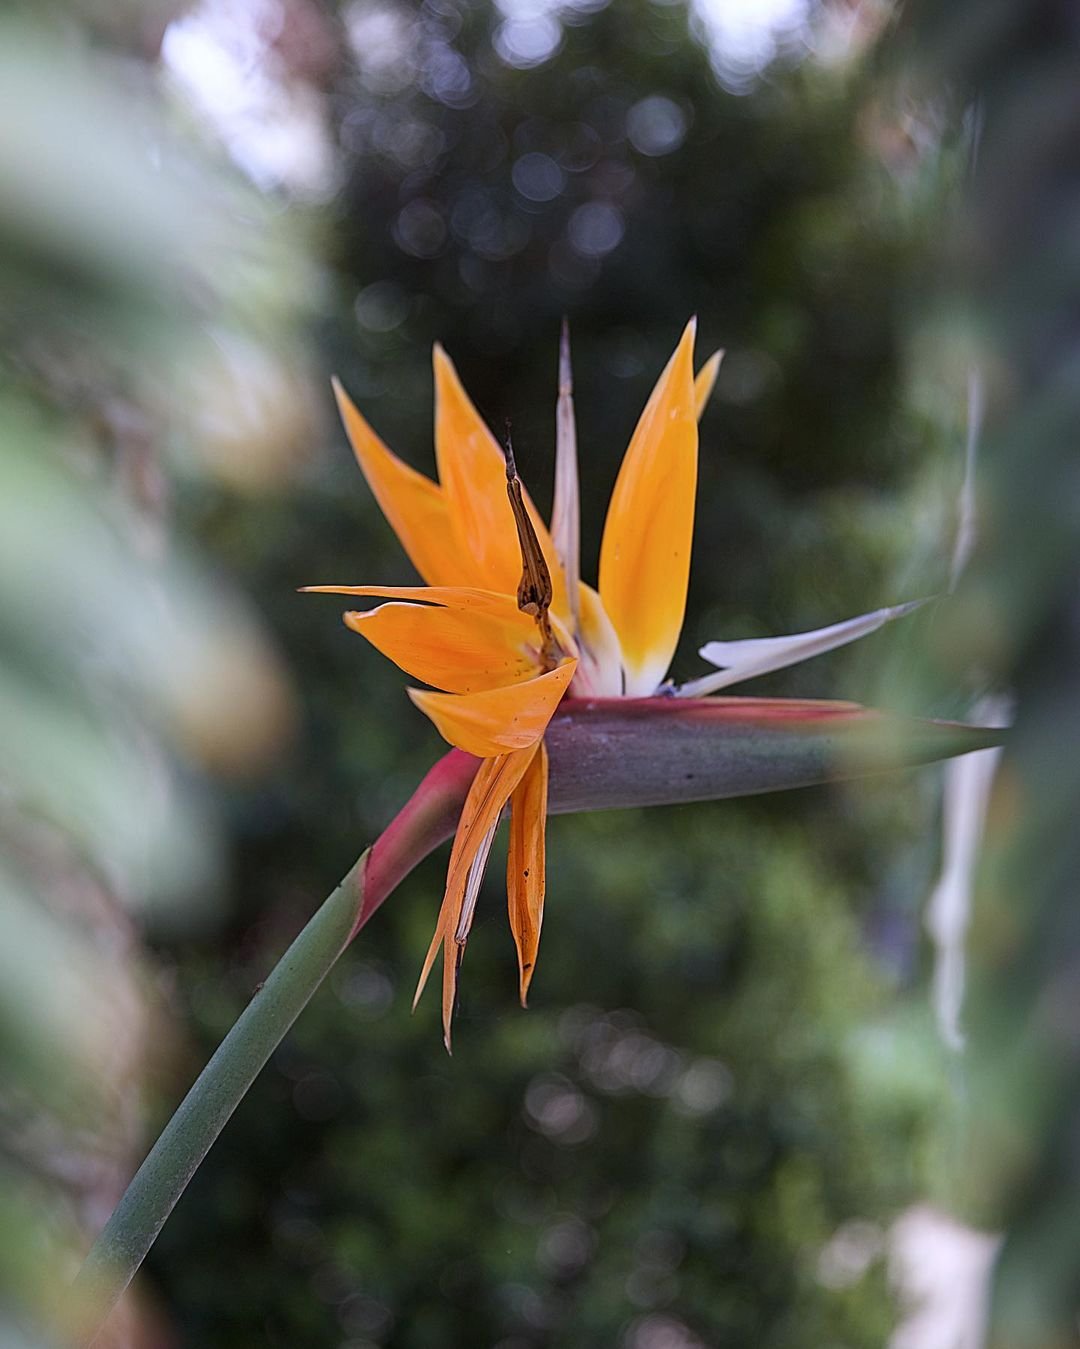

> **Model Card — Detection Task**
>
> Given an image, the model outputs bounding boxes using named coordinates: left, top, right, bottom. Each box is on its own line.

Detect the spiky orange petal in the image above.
left=344, top=604, right=539, bottom=694
left=433, top=345, right=569, bottom=619
left=408, top=659, right=576, bottom=757
left=312, top=587, right=542, bottom=694
left=598, top=319, right=699, bottom=696
left=507, top=739, right=549, bottom=1005
left=331, top=378, right=457, bottom=586
left=412, top=745, right=540, bottom=1050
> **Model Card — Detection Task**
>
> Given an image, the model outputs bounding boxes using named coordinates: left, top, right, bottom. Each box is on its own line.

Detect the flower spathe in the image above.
left=307, top=320, right=918, bottom=1049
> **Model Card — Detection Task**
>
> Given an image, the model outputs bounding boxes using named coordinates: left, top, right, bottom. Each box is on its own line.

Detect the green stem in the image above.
left=72, top=853, right=368, bottom=1345
left=71, top=751, right=478, bottom=1345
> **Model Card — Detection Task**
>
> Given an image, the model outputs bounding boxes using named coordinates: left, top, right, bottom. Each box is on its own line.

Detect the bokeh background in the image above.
left=3, top=1, right=1076, bottom=1346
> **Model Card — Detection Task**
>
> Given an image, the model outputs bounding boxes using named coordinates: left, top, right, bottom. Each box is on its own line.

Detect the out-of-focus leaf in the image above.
left=0, top=403, right=295, bottom=781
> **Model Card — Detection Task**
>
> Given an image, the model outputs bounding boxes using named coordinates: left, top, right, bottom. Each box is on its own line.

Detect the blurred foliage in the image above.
left=892, top=3, right=1080, bottom=1346
left=0, top=6, right=310, bottom=1346
left=7, top=0, right=1066, bottom=1346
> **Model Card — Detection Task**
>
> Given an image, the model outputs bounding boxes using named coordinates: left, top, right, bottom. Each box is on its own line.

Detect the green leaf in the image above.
left=71, top=854, right=367, bottom=1344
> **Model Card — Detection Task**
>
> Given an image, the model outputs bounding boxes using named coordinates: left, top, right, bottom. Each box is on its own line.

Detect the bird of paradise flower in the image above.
left=307, top=319, right=924, bottom=1049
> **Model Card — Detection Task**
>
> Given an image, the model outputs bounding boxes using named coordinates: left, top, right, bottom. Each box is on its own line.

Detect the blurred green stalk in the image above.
left=71, top=853, right=368, bottom=1344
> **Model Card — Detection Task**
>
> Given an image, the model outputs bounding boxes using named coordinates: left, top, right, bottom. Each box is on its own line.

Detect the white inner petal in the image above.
left=454, top=821, right=499, bottom=945
left=675, top=599, right=926, bottom=698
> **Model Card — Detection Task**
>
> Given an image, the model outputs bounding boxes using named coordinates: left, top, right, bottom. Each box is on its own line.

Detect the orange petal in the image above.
left=408, top=660, right=576, bottom=757
left=304, top=583, right=529, bottom=612
left=598, top=319, right=699, bottom=696
left=433, top=345, right=569, bottom=619
left=307, top=583, right=577, bottom=662
left=412, top=745, right=539, bottom=1050
left=345, top=604, right=541, bottom=694
left=507, top=739, right=548, bottom=1006
left=310, top=587, right=541, bottom=693
left=694, top=349, right=724, bottom=420
left=332, top=378, right=458, bottom=586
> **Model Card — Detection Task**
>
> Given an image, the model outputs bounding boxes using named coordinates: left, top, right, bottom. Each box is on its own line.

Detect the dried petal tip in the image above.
left=502, top=421, right=518, bottom=481
left=503, top=426, right=557, bottom=660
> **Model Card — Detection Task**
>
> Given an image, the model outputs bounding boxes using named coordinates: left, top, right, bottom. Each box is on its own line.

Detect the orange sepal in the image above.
left=433, top=345, right=569, bottom=619
left=332, top=378, right=457, bottom=586
left=507, top=739, right=549, bottom=1005
left=598, top=319, right=698, bottom=696
left=408, top=659, right=577, bottom=757
left=412, top=745, right=539, bottom=1050
left=318, top=587, right=542, bottom=694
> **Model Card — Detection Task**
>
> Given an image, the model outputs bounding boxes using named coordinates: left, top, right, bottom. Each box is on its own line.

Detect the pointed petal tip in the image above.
left=686, top=596, right=931, bottom=696
left=432, top=342, right=455, bottom=386
left=411, top=969, right=428, bottom=1012
left=558, top=318, right=573, bottom=388
left=330, top=375, right=354, bottom=419
left=894, top=596, right=934, bottom=618
left=671, top=317, right=698, bottom=377
left=693, top=349, right=725, bottom=420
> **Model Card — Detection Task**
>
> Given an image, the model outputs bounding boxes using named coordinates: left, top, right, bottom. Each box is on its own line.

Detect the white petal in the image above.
left=550, top=319, right=581, bottom=632
left=454, top=821, right=498, bottom=944
left=675, top=599, right=926, bottom=698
